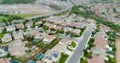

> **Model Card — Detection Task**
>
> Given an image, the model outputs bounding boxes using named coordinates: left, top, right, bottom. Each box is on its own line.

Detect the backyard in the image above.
left=58, top=52, right=69, bottom=63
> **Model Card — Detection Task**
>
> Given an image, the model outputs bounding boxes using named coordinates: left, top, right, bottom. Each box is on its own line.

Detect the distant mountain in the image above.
left=0, top=0, right=36, bottom=4
left=90, top=0, right=120, bottom=3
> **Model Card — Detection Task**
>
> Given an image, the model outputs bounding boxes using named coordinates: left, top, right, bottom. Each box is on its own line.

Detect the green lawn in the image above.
left=67, top=46, right=73, bottom=51
left=0, top=33, right=3, bottom=38
left=37, top=42, right=48, bottom=48
left=71, top=42, right=76, bottom=48
left=42, top=38, right=59, bottom=53
left=12, top=13, right=44, bottom=18
left=58, top=53, right=69, bottom=63
left=0, top=14, right=23, bottom=23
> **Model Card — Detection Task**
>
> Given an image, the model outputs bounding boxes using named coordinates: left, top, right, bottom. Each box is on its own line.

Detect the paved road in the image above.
left=67, top=24, right=94, bottom=63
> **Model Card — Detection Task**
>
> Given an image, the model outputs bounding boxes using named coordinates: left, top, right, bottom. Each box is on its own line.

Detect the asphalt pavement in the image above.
left=66, top=25, right=94, bottom=63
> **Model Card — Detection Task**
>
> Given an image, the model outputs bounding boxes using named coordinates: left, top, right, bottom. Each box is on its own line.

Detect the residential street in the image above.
left=66, top=24, right=94, bottom=63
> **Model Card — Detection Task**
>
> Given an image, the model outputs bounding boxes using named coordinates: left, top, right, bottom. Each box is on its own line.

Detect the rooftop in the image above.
left=0, top=58, right=10, bottom=63
left=88, top=56, right=105, bottom=63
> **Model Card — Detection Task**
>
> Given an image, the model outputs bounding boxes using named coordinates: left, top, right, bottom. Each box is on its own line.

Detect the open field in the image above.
left=0, top=14, right=23, bottom=23
left=12, top=13, right=45, bottom=18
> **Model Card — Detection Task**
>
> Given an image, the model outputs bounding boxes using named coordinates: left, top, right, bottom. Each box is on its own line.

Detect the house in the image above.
left=1, top=34, right=12, bottom=43
left=99, top=24, right=110, bottom=32
left=35, top=21, right=43, bottom=26
left=77, top=16, right=85, bottom=21
left=43, top=35, right=56, bottom=44
left=0, top=58, right=10, bottom=63
left=74, top=23, right=85, bottom=29
left=59, top=39, right=71, bottom=45
left=34, top=33, right=44, bottom=39
left=28, top=30, right=39, bottom=37
left=8, top=39, right=26, bottom=57
left=67, top=22, right=75, bottom=27
left=36, top=61, right=43, bottom=63
left=16, top=23, right=25, bottom=29
left=44, top=23, right=50, bottom=26
left=12, top=31, right=24, bottom=40
left=5, top=25, right=16, bottom=32
left=87, top=18, right=96, bottom=24
left=54, top=26, right=63, bottom=30
left=53, top=44, right=67, bottom=52
left=0, top=27, right=4, bottom=33
left=71, top=29, right=81, bottom=35
left=94, top=32, right=108, bottom=49
left=25, top=22, right=33, bottom=28
left=42, top=49, right=60, bottom=63
left=88, top=56, right=105, bottom=63
left=59, top=21, right=67, bottom=26
left=44, top=23, right=56, bottom=29
left=91, top=47, right=106, bottom=59
left=66, top=22, right=84, bottom=29
left=63, top=27, right=72, bottom=32
left=44, top=16, right=61, bottom=23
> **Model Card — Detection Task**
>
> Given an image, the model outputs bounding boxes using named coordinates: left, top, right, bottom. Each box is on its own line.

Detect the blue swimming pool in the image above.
left=37, top=53, right=44, bottom=60
left=10, top=60, right=19, bottom=63
left=0, top=51, right=2, bottom=55
left=28, top=60, right=35, bottom=63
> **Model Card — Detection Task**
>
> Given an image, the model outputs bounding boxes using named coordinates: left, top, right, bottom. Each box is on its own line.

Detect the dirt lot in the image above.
left=115, top=37, right=120, bottom=63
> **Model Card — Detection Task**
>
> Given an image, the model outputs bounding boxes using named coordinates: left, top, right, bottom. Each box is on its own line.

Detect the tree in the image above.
left=80, top=58, right=88, bottom=63
left=50, top=28, right=55, bottom=31
left=43, top=26, right=49, bottom=30
left=56, top=30, right=64, bottom=34
left=70, top=6, right=120, bottom=32
left=107, top=55, right=116, bottom=63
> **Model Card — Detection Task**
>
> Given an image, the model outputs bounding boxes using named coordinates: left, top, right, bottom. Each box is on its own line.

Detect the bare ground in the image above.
left=115, top=37, right=120, bottom=63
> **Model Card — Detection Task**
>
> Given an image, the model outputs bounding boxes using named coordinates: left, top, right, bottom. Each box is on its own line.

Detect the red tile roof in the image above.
left=94, top=32, right=108, bottom=49
left=99, top=24, right=110, bottom=31
left=88, top=56, right=105, bottom=63
left=59, top=39, right=71, bottom=45
left=0, top=58, right=10, bottom=63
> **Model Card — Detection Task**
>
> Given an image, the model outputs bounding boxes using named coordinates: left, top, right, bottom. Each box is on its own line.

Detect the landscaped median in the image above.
left=80, top=38, right=93, bottom=63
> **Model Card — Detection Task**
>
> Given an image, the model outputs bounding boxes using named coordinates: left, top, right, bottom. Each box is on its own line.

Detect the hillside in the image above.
left=0, top=0, right=36, bottom=4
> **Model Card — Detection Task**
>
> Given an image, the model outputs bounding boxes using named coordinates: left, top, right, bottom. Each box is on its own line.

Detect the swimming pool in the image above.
left=28, top=60, right=35, bottom=63
left=37, top=53, right=44, bottom=60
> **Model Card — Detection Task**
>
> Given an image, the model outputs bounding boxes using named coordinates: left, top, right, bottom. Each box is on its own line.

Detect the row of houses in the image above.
left=44, top=20, right=83, bottom=35
left=0, top=22, right=58, bottom=57
left=0, top=20, right=43, bottom=33
left=45, top=18, right=85, bottom=29
left=1, top=32, right=57, bottom=55
left=0, top=15, right=83, bottom=62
